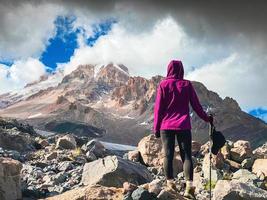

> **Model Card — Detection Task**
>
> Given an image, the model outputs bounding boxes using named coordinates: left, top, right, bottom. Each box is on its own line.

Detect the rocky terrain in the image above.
left=1, top=118, right=267, bottom=200
left=0, top=63, right=266, bottom=149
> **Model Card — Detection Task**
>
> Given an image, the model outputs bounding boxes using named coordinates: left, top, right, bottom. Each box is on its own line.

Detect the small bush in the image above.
left=204, top=180, right=217, bottom=190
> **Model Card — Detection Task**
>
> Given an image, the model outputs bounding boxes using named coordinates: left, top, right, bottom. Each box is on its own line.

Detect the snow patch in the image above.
left=101, top=141, right=136, bottom=151
left=140, top=121, right=149, bottom=126
left=28, top=113, right=42, bottom=119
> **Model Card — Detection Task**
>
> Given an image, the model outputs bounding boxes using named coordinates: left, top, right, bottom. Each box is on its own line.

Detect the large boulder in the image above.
left=138, top=134, right=183, bottom=176
left=56, top=135, right=77, bottom=150
left=213, top=180, right=267, bottom=200
left=230, top=140, right=252, bottom=163
left=45, top=184, right=124, bottom=200
left=137, top=134, right=162, bottom=167
left=252, top=159, right=267, bottom=178
left=81, top=155, right=153, bottom=187
left=0, top=157, right=22, bottom=200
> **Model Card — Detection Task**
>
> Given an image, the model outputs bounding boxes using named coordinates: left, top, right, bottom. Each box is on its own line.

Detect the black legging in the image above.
left=160, top=129, right=193, bottom=180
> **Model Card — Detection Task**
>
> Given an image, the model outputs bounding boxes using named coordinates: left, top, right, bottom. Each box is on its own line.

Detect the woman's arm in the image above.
left=153, top=84, right=164, bottom=136
left=189, top=81, right=210, bottom=122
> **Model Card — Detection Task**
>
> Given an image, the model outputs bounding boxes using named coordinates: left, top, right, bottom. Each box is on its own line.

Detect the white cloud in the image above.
left=58, top=16, right=267, bottom=110
left=0, top=2, right=64, bottom=60
left=59, top=17, right=221, bottom=77
left=186, top=53, right=267, bottom=110
left=0, top=58, right=46, bottom=94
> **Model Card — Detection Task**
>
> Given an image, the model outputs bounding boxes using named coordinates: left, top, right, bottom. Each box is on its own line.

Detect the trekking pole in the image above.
left=208, top=120, right=213, bottom=200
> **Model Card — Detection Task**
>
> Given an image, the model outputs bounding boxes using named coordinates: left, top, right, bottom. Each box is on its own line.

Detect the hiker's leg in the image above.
left=160, top=130, right=175, bottom=180
left=176, top=130, right=193, bottom=181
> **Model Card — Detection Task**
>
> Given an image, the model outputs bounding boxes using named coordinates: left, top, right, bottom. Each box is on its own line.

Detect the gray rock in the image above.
left=45, top=152, right=58, bottom=160
left=81, top=155, right=153, bottom=187
left=123, top=191, right=134, bottom=200
left=81, top=139, right=106, bottom=158
left=56, top=135, right=77, bottom=150
left=232, top=169, right=258, bottom=183
left=0, top=157, right=22, bottom=200
left=58, top=161, right=74, bottom=172
left=131, top=187, right=157, bottom=200
left=85, top=151, right=97, bottom=162
left=213, top=179, right=267, bottom=200
left=241, top=157, right=254, bottom=169
left=54, top=172, right=67, bottom=184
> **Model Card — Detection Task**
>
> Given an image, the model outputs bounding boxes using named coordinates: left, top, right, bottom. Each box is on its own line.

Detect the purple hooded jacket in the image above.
left=153, top=60, right=209, bottom=134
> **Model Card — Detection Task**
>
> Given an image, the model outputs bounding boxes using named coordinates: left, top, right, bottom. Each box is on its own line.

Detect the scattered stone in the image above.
left=225, top=159, right=241, bottom=171
left=148, top=179, right=162, bottom=195
left=241, top=157, right=254, bottom=169
left=131, top=187, right=157, bottom=200
left=57, top=161, right=74, bottom=172
left=81, top=139, right=106, bottom=158
left=220, top=144, right=230, bottom=159
left=56, top=135, right=77, bottom=150
left=44, top=184, right=124, bottom=200
left=45, top=152, right=58, bottom=160
left=252, top=159, right=267, bottom=178
left=81, top=155, right=153, bottom=187
left=253, top=142, right=267, bottom=159
left=192, top=141, right=202, bottom=156
left=230, top=140, right=252, bottom=163
left=157, top=189, right=185, bottom=200
left=85, top=151, right=97, bottom=161
left=39, top=139, right=50, bottom=148
left=128, top=150, right=140, bottom=162
left=213, top=179, right=267, bottom=200
left=123, top=182, right=138, bottom=194
left=232, top=169, right=258, bottom=184
left=0, top=157, right=22, bottom=200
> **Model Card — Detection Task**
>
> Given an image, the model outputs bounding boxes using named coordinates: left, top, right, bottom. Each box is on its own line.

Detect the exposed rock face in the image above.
left=213, top=180, right=267, bottom=200
left=0, top=157, right=22, bottom=200
left=45, top=184, right=124, bottom=200
left=1, top=63, right=267, bottom=148
left=81, top=155, right=153, bottom=187
left=96, top=63, right=130, bottom=88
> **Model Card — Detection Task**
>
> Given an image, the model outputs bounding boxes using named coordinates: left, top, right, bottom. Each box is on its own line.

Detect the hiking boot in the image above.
left=184, top=186, right=196, bottom=200
left=166, top=179, right=178, bottom=192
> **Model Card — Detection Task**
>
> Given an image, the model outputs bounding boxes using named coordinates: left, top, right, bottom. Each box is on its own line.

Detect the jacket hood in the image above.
left=166, top=60, right=184, bottom=79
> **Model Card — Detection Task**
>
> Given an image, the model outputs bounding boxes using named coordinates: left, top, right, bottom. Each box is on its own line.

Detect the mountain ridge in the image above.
left=0, top=63, right=266, bottom=148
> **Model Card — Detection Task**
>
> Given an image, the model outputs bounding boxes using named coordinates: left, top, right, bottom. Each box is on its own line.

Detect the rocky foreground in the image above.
left=0, top=117, right=267, bottom=200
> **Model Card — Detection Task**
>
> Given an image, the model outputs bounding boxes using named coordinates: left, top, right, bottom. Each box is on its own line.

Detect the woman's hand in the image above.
left=208, top=114, right=213, bottom=125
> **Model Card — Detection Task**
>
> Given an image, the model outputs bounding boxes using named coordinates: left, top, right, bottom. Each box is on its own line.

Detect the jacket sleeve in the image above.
left=153, top=84, right=164, bottom=133
left=189, top=81, right=209, bottom=122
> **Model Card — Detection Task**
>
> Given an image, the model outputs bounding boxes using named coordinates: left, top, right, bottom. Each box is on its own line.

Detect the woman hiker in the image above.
left=153, top=60, right=213, bottom=199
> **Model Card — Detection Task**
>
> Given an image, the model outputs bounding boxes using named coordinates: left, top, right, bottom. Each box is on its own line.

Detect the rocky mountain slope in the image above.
left=0, top=63, right=266, bottom=148
left=1, top=118, right=267, bottom=200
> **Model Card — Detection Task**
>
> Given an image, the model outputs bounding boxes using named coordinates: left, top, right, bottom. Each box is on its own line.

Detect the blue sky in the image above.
left=39, top=16, right=116, bottom=70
